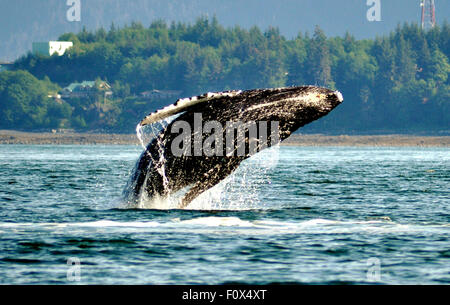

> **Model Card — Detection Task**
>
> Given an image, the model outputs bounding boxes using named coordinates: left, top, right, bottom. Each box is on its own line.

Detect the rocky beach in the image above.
left=1, top=130, right=449, bottom=147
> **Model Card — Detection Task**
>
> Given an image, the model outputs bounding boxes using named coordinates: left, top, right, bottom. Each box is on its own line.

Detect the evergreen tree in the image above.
left=5, top=20, right=449, bottom=133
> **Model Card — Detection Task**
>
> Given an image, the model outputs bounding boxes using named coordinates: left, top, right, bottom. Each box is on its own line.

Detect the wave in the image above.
left=1, top=217, right=448, bottom=235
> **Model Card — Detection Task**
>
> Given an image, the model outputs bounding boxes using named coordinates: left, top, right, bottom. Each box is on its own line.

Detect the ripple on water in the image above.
left=0, top=145, right=448, bottom=284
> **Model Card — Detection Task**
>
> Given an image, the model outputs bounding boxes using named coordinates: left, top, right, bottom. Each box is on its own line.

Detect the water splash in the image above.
left=131, top=118, right=177, bottom=209
left=135, top=123, right=147, bottom=150
left=130, top=117, right=279, bottom=211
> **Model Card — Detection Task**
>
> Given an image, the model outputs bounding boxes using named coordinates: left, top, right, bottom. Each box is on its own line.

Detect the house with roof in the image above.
left=140, top=89, right=182, bottom=100
left=61, top=80, right=112, bottom=99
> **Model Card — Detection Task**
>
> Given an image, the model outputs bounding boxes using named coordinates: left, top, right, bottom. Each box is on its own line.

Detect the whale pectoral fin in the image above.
left=140, top=90, right=242, bottom=126
left=179, top=173, right=225, bottom=209
left=178, top=159, right=242, bottom=209
left=178, top=181, right=210, bottom=209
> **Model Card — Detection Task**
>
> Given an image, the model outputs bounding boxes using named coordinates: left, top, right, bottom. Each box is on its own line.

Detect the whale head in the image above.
left=234, top=86, right=343, bottom=140
left=137, top=86, right=343, bottom=147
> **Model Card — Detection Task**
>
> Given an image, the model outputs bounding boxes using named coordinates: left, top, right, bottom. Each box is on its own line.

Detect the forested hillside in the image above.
left=3, top=19, right=450, bottom=133
left=3, top=0, right=450, bottom=62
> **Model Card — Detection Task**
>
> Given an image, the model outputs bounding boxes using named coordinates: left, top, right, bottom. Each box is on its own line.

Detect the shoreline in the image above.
left=0, top=130, right=449, bottom=147
left=282, top=134, right=450, bottom=147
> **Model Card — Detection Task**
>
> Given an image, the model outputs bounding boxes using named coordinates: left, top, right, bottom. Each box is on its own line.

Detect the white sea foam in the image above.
left=66, top=220, right=161, bottom=228
left=1, top=218, right=448, bottom=236
left=179, top=216, right=255, bottom=227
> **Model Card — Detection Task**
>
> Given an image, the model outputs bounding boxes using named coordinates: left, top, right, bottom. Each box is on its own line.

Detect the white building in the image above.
left=32, top=41, right=73, bottom=56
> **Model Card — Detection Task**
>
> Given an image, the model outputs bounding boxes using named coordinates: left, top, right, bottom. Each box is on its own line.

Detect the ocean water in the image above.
left=0, top=144, right=448, bottom=284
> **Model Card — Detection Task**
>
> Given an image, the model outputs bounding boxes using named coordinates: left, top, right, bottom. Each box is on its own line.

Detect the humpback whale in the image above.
left=124, top=86, right=343, bottom=208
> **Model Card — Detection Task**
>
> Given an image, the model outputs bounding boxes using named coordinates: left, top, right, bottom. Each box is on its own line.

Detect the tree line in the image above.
left=3, top=17, right=449, bottom=133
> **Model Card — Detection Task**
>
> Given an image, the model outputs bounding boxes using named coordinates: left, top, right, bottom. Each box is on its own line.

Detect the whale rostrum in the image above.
left=124, top=86, right=343, bottom=208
